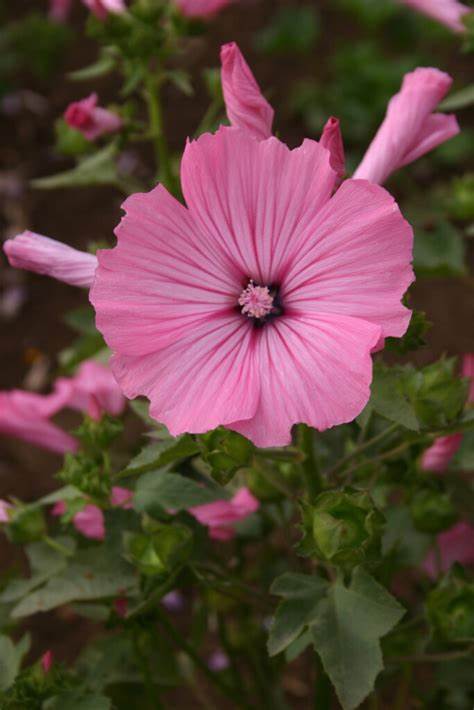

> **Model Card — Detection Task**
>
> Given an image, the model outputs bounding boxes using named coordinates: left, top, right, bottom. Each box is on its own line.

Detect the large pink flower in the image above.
left=64, top=93, right=122, bottom=142
left=354, top=68, right=459, bottom=185
left=3, top=231, right=97, bottom=288
left=90, top=126, right=413, bottom=447
left=190, top=487, right=259, bottom=540
left=422, top=522, right=474, bottom=578
left=175, top=0, right=233, bottom=18
left=397, top=0, right=471, bottom=33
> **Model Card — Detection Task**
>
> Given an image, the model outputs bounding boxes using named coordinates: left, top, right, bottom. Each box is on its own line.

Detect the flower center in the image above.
left=238, top=280, right=284, bottom=326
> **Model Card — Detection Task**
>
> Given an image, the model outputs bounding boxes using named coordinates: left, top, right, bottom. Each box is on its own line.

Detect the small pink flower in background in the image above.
left=51, top=501, right=67, bottom=517
left=40, top=650, right=54, bottom=673
left=161, top=590, right=185, bottom=612
left=189, top=488, right=259, bottom=540
left=422, top=522, right=474, bottom=578
left=319, top=116, right=345, bottom=181
left=354, top=68, right=459, bottom=185
left=91, top=121, right=413, bottom=447
left=82, top=0, right=126, bottom=21
left=3, top=231, right=97, bottom=288
left=64, top=93, right=122, bottom=142
left=220, top=42, right=274, bottom=140
left=0, top=500, right=12, bottom=523
left=57, top=360, right=125, bottom=421
left=113, top=596, right=128, bottom=617
left=175, top=0, right=233, bottom=18
left=110, top=486, right=133, bottom=509
left=422, top=354, right=474, bottom=473
left=73, top=504, right=105, bottom=540
left=208, top=649, right=230, bottom=671
left=397, top=0, right=471, bottom=33
left=49, top=0, right=73, bottom=22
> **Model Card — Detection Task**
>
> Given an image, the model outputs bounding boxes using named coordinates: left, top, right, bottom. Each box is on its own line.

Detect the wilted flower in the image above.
left=64, top=93, right=122, bottom=141
left=3, top=231, right=97, bottom=288
left=189, top=487, right=259, bottom=540
left=175, top=0, right=233, bottom=18
left=422, top=521, right=474, bottom=578
left=397, top=0, right=471, bottom=33
left=91, top=123, right=413, bottom=446
left=354, top=68, right=459, bottom=185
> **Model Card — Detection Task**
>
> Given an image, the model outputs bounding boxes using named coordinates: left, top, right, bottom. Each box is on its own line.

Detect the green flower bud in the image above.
left=8, top=506, right=46, bottom=544
left=124, top=524, right=192, bottom=577
left=427, top=572, right=474, bottom=643
left=199, top=428, right=253, bottom=484
left=410, top=489, right=457, bottom=534
left=300, top=489, right=384, bottom=567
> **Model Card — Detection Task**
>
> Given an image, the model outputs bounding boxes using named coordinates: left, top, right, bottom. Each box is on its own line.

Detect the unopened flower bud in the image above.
left=8, top=506, right=46, bottom=544
left=427, top=571, right=474, bottom=642
left=124, top=524, right=192, bottom=577
left=410, top=489, right=457, bottom=534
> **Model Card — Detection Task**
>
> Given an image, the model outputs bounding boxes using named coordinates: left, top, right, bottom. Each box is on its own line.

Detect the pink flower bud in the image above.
left=3, top=231, right=97, bottom=288
left=354, top=68, right=459, bottom=185
left=110, top=486, right=133, bottom=509
left=64, top=93, right=122, bottom=142
left=73, top=504, right=105, bottom=540
left=40, top=650, right=54, bottom=673
left=220, top=42, right=274, bottom=140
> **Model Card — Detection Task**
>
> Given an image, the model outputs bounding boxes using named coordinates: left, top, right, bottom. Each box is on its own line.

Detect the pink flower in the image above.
left=161, top=590, right=185, bottom=612
left=421, top=354, right=474, bottom=472
left=397, top=0, right=471, bottom=33
left=354, top=68, right=459, bottom=185
left=0, top=500, right=12, bottom=523
left=0, top=387, right=77, bottom=455
left=49, top=0, right=73, bottom=22
left=57, top=360, right=125, bottom=421
left=82, top=0, right=126, bottom=21
left=91, top=126, right=413, bottom=447
left=175, top=0, right=233, bottom=18
left=190, top=487, right=259, bottom=540
left=73, top=504, right=105, bottom=540
left=40, top=651, right=54, bottom=673
left=320, top=116, right=345, bottom=181
left=110, top=486, right=133, bottom=508
left=220, top=42, right=274, bottom=141
left=64, top=93, right=122, bottom=142
left=422, top=522, right=474, bottom=578
left=3, top=231, right=97, bottom=288
left=51, top=501, right=67, bottom=516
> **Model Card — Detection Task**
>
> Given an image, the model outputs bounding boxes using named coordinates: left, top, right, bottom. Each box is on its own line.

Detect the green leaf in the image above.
left=69, top=53, right=116, bottom=81
left=414, top=221, right=466, bottom=276
left=370, top=364, right=419, bottom=431
left=439, top=84, right=474, bottom=111
left=0, top=634, right=30, bottom=690
left=63, top=307, right=98, bottom=335
left=256, top=6, right=319, bottom=55
left=124, top=435, right=199, bottom=475
left=31, top=144, right=121, bottom=191
left=133, top=472, right=226, bottom=515
left=268, top=573, right=328, bottom=657
left=44, top=693, right=112, bottom=710
left=385, top=309, right=431, bottom=355
left=310, top=567, right=404, bottom=710
left=167, top=69, right=194, bottom=96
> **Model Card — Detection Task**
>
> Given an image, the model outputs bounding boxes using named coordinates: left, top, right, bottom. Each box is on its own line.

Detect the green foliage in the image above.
left=32, top=144, right=126, bottom=192
left=447, top=174, right=474, bottom=221
left=122, top=434, right=199, bottom=476
left=133, top=471, right=226, bottom=516
left=414, top=220, right=466, bottom=276
left=55, top=119, right=93, bottom=158
left=124, top=523, right=192, bottom=576
left=410, top=488, right=457, bottom=534
left=427, top=570, right=474, bottom=643
left=385, top=309, right=431, bottom=355
left=256, top=7, right=319, bottom=56
left=7, top=506, right=46, bottom=544
left=0, top=635, right=30, bottom=691
left=198, top=428, right=254, bottom=484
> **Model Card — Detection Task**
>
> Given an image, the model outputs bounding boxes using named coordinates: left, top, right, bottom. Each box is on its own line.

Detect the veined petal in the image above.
left=320, top=116, right=345, bottom=180
left=229, top=314, right=381, bottom=447
left=398, top=0, right=471, bottom=33
left=283, top=180, right=414, bottom=339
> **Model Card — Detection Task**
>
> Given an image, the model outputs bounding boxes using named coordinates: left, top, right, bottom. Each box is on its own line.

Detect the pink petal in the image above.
left=3, top=231, right=97, bottom=288
left=283, top=179, right=414, bottom=339
left=49, top=0, right=73, bottom=22
left=175, top=0, right=232, bottom=17
left=397, top=0, right=471, bottom=33
left=0, top=500, right=12, bottom=523
left=65, top=93, right=122, bottom=141
left=110, top=486, right=133, bottom=508
left=59, top=360, right=125, bottom=420
left=462, top=353, right=474, bottom=403
left=91, top=184, right=240, bottom=358
left=422, top=522, right=474, bottom=578
left=190, top=486, right=258, bottom=538
left=421, top=433, right=464, bottom=473
left=354, top=68, right=458, bottom=185
left=319, top=116, right=345, bottom=180
left=230, top=313, right=381, bottom=447
left=73, top=504, right=105, bottom=540
left=51, top=500, right=67, bottom=516
left=82, top=0, right=126, bottom=20
left=220, top=42, right=274, bottom=140
left=40, top=651, right=54, bottom=673
left=231, top=487, right=259, bottom=516
left=110, top=313, right=259, bottom=435
left=181, top=127, right=337, bottom=286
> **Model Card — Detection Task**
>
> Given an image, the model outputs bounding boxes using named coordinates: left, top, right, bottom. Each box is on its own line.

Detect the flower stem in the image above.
left=325, top=423, right=399, bottom=480
left=297, top=424, right=322, bottom=502
left=144, top=72, right=175, bottom=192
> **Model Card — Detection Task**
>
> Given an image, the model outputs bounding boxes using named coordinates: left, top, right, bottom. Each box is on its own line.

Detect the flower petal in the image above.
left=283, top=179, right=414, bottom=339
left=229, top=313, right=381, bottom=447
left=181, top=127, right=336, bottom=286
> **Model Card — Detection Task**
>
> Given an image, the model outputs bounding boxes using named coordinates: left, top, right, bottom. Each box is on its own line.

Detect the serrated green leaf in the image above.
left=268, top=573, right=328, bottom=657
left=311, top=567, right=404, bottom=710
left=0, top=634, right=30, bottom=690
left=133, top=472, right=226, bottom=515
left=32, top=144, right=120, bottom=190
left=370, top=365, right=419, bottom=431
left=124, top=435, right=199, bottom=475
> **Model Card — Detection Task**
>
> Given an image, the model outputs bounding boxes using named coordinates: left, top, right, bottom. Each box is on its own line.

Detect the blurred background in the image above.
left=0, top=0, right=473, bottom=674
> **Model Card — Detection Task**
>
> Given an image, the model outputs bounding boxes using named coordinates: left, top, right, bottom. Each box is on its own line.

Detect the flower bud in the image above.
left=410, top=489, right=457, bottom=534
left=427, top=571, right=474, bottom=642
left=300, top=489, right=384, bottom=566
left=124, top=524, right=192, bottom=577
left=199, top=428, right=253, bottom=484
left=7, top=506, right=46, bottom=544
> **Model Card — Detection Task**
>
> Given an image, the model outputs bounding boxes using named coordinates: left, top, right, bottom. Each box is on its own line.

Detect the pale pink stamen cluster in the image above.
left=238, top=281, right=273, bottom=319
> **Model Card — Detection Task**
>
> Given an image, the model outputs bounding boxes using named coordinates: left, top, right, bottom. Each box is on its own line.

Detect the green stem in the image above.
left=298, top=424, right=322, bottom=502
left=44, top=536, right=74, bottom=557
left=194, top=96, right=224, bottom=136
left=394, top=663, right=412, bottom=710
left=144, top=73, right=174, bottom=191
left=324, top=423, right=399, bottom=480
left=389, top=646, right=473, bottom=664
left=133, top=627, right=164, bottom=710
